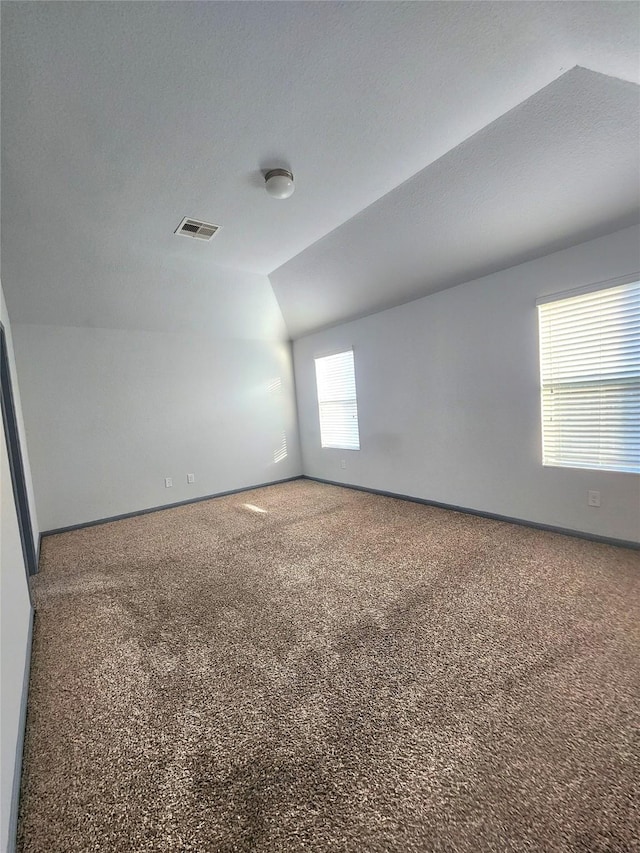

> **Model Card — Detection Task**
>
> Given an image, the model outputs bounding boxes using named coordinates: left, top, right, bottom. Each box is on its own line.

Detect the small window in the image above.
left=314, top=350, right=360, bottom=450
left=537, top=279, right=640, bottom=473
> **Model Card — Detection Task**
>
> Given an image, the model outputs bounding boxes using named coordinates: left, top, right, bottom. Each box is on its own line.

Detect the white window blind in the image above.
left=314, top=350, right=360, bottom=450
left=537, top=280, right=640, bottom=473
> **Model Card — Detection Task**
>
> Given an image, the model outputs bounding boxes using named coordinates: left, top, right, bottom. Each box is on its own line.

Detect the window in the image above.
left=314, top=349, right=360, bottom=450
left=537, top=279, right=639, bottom=473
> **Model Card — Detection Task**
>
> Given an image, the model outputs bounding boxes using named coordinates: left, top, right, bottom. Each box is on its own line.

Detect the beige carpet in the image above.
left=18, top=480, right=640, bottom=852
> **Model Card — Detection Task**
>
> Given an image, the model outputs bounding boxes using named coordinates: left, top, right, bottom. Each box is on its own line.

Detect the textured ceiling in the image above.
left=271, top=67, right=640, bottom=337
left=1, top=2, right=639, bottom=337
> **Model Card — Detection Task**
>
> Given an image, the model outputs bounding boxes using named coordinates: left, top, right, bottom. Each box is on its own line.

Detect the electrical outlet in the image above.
left=164, top=477, right=173, bottom=488
left=187, top=473, right=195, bottom=484
left=340, top=459, right=346, bottom=469
left=588, top=490, right=600, bottom=507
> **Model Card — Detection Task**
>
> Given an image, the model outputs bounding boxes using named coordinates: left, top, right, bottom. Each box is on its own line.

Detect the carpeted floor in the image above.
left=18, top=480, right=640, bottom=852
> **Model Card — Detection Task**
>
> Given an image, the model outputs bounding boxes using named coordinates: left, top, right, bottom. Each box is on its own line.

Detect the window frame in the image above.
left=314, top=348, right=361, bottom=451
left=536, top=274, right=640, bottom=475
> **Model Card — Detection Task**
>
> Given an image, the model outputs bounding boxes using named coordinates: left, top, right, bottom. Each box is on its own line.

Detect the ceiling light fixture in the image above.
left=265, top=168, right=295, bottom=200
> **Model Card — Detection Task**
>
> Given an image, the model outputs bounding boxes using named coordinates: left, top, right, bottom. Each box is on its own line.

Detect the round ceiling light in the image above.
left=265, top=168, right=295, bottom=200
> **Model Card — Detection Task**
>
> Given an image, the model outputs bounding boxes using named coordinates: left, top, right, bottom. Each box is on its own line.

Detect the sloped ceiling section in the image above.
left=270, top=67, right=640, bottom=338
left=1, top=2, right=639, bottom=339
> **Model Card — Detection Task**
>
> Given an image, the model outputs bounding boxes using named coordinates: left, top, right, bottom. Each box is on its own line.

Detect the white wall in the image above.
left=10, top=268, right=301, bottom=532
left=1, top=284, right=36, bottom=853
left=13, top=328, right=300, bottom=531
left=294, top=225, right=640, bottom=544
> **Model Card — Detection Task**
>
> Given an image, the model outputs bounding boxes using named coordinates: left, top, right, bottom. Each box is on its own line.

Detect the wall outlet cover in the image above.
left=187, top=473, right=195, bottom=484
left=588, top=490, right=601, bottom=507
left=165, top=477, right=173, bottom=488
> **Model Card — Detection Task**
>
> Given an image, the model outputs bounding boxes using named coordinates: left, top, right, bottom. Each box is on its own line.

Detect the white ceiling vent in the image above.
left=175, top=217, right=220, bottom=241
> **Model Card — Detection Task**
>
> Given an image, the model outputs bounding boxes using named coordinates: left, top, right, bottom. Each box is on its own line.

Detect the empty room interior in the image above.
left=1, top=2, right=639, bottom=851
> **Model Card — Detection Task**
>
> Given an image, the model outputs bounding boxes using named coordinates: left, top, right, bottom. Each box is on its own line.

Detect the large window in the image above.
left=537, top=279, right=639, bottom=473
left=314, top=349, right=360, bottom=450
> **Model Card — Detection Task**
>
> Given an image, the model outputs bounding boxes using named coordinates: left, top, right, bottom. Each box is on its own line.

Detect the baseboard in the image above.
left=303, top=476, right=640, bottom=551
left=40, top=475, right=304, bottom=539
left=37, top=472, right=640, bottom=550
left=7, top=607, right=34, bottom=853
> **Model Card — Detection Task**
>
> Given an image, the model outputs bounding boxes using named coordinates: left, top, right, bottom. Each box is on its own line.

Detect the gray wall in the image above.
left=11, top=270, right=301, bottom=532
left=1, top=284, right=36, bottom=853
left=293, top=226, right=640, bottom=544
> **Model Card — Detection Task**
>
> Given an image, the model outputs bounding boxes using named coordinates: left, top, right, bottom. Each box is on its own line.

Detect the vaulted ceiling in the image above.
left=2, top=2, right=639, bottom=338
